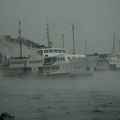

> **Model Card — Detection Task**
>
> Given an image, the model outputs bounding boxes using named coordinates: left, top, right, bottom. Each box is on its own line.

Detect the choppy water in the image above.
left=0, top=69, right=120, bottom=120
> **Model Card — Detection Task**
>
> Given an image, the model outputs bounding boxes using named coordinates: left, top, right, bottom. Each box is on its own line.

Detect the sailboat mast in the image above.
left=112, top=32, right=115, bottom=55
left=72, top=24, right=75, bottom=54
left=18, top=20, right=22, bottom=58
left=47, top=23, right=50, bottom=47
left=61, top=34, right=64, bottom=48
left=84, top=41, right=87, bottom=55
left=119, top=39, right=120, bottom=52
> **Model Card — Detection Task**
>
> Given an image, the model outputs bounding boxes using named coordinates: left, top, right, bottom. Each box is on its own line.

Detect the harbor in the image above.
left=0, top=23, right=97, bottom=76
left=0, top=18, right=120, bottom=120
left=0, top=0, right=120, bottom=120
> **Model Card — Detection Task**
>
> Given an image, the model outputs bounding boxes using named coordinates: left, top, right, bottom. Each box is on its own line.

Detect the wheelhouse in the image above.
left=37, top=48, right=67, bottom=56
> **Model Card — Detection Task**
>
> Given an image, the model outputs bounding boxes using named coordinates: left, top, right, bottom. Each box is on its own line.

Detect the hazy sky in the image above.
left=0, top=0, right=120, bottom=53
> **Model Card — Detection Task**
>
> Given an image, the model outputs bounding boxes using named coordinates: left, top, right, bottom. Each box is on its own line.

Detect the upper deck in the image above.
left=37, top=48, right=67, bottom=56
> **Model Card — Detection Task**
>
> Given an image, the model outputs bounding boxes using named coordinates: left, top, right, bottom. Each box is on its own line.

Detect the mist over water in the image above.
left=0, top=70, right=120, bottom=120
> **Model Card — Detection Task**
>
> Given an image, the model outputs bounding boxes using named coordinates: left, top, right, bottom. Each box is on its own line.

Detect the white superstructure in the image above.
left=108, top=53, right=120, bottom=69
left=3, top=48, right=95, bottom=75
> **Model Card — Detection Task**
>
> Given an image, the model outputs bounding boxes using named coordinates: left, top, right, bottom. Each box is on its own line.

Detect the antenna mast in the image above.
left=47, top=22, right=50, bottom=47
left=72, top=24, right=75, bottom=54
left=61, top=34, right=64, bottom=48
left=112, top=32, right=115, bottom=55
left=84, top=41, right=87, bottom=55
left=119, top=39, right=120, bottom=52
left=18, top=20, right=22, bottom=58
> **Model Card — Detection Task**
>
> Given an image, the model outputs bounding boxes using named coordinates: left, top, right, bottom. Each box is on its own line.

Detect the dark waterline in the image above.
left=0, top=69, right=120, bottom=120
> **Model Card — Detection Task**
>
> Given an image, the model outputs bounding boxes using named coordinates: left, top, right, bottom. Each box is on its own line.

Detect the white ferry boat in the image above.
left=108, top=53, right=120, bottom=69
left=3, top=48, right=95, bottom=76
left=1, top=22, right=96, bottom=76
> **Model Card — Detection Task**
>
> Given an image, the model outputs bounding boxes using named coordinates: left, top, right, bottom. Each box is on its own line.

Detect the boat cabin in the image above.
left=37, top=48, right=67, bottom=56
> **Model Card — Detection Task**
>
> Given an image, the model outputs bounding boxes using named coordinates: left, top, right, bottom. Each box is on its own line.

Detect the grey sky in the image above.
left=0, top=0, right=120, bottom=53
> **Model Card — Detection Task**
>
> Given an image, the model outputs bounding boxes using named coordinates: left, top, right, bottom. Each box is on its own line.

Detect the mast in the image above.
left=61, top=34, right=64, bottom=48
left=112, top=32, right=115, bottom=55
left=84, top=41, right=87, bottom=55
left=119, top=39, right=120, bottom=52
left=18, top=20, right=22, bottom=58
left=72, top=24, right=75, bottom=54
left=47, top=22, right=50, bottom=47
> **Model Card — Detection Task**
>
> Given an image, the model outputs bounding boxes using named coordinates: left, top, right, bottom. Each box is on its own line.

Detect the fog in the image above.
left=0, top=0, right=120, bottom=53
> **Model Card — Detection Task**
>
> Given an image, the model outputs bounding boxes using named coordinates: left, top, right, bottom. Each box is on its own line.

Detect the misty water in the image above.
left=0, top=69, right=120, bottom=120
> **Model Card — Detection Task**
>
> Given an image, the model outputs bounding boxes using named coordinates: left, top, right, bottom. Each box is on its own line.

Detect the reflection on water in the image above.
left=0, top=70, right=120, bottom=120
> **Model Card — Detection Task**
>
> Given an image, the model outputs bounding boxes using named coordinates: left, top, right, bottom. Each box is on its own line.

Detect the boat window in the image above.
left=24, top=61, right=27, bottom=64
left=59, top=50, right=62, bottom=53
left=29, top=60, right=35, bottom=64
left=54, top=50, right=57, bottom=53
left=44, top=67, right=46, bottom=70
left=49, top=50, right=53, bottom=53
left=68, top=57, right=71, bottom=60
left=37, top=50, right=43, bottom=55
left=44, top=57, right=57, bottom=65
left=17, top=61, right=19, bottom=64
left=63, top=50, right=65, bottom=53
left=44, top=50, right=48, bottom=53
left=117, top=55, right=120, bottom=59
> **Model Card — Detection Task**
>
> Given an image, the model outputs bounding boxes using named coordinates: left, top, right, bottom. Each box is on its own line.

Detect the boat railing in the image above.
left=44, top=62, right=54, bottom=65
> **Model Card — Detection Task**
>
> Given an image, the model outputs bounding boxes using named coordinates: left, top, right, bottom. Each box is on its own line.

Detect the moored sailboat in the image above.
left=108, top=32, right=120, bottom=69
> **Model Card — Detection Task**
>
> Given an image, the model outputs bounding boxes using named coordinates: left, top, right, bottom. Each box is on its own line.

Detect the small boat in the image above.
left=108, top=32, right=120, bottom=69
left=108, top=53, right=120, bottom=69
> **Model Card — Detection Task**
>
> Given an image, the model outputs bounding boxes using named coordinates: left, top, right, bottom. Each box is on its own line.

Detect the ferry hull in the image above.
left=1, top=59, right=95, bottom=76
